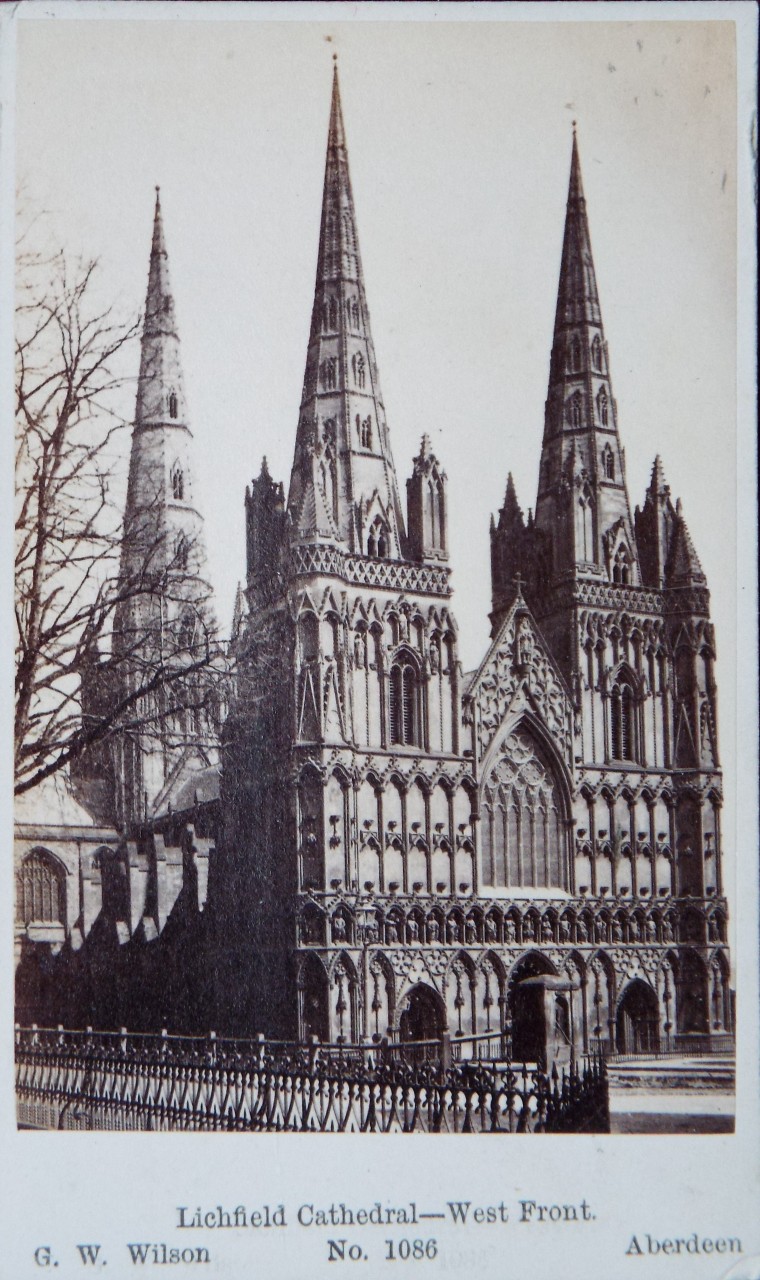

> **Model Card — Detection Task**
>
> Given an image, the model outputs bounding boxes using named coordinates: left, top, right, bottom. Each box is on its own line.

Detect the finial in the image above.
left=333, top=52, right=338, bottom=64
left=572, top=119, right=577, bottom=133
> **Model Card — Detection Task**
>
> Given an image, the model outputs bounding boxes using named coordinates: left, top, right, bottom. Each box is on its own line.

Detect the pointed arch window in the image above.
left=320, top=358, right=338, bottom=390
left=171, top=463, right=184, bottom=501
left=168, top=390, right=178, bottom=420
left=597, top=386, right=609, bottom=426
left=612, top=544, right=630, bottom=584
left=389, top=658, right=421, bottom=747
left=602, top=442, right=615, bottom=480
left=591, top=334, right=603, bottom=371
left=352, top=352, right=366, bottom=389
left=367, top=515, right=388, bottom=559
left=174, top=532, right=189, bottom=572
left=479, top=728, right=567, bottom=890
left=360, top=416, right=372, bottom=448
left=16, top=849, right=65, bottom=925
left=610, top=673, right=637, bottom=762
left=566, top=390, right=583, bottom=427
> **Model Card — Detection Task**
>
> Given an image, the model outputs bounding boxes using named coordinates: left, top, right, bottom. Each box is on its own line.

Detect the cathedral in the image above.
left=15, top=68, right=731, bottom=1067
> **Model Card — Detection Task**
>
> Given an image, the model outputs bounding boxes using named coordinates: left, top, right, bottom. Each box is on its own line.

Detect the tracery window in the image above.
left=171, top=463, right=184, bottom=501
left=321, top=358, right=337, bottom=390
left=168, top=390, right=178, bottom=420
left=591, top=334, right=603, bottom=370
left=602, top=443, right=614, bottom=480
left=367, top=516, right=388, bottom=558
left=360, top=416, right=372, bottom=448
left=568, top=335, right=582, bottom=373
left=479, top=729, right=567, bottom=890
left=16, top=850, right=65, bottom=925
left=389, top=658, right=421, bottom=747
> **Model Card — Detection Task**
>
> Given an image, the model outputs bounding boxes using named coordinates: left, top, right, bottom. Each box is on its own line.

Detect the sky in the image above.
left=15, top=12, right=737, bottom=821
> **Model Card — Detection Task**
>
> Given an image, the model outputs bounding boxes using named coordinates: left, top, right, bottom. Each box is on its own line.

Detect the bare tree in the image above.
left=15, top=234, right=226, bottom=802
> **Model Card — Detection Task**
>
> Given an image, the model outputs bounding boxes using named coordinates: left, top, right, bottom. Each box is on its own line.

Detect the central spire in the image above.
left=287, top=64, right=406, bottom=557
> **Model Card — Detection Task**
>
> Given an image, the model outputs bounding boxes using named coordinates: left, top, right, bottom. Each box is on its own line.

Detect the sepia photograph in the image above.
left=2, top=3, right=758, bottom=1278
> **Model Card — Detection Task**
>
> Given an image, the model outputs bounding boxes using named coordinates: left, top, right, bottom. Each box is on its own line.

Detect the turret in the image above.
left=406, top=435, right=448, bottom=562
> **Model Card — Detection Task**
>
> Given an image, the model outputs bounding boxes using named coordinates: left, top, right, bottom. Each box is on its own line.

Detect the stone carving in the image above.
left=469, top=606, right=572, bottom=765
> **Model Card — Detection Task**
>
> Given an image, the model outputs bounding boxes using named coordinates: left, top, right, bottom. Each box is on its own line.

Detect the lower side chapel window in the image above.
left=480, top=729, right=567, bottom=889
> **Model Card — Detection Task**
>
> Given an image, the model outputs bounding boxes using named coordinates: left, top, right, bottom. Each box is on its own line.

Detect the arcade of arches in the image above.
left=295, top=943, right=730, bottom=1060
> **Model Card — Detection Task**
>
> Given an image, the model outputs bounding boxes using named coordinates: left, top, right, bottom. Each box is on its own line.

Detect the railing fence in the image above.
left=15, top=1026, right=609, bottom=1134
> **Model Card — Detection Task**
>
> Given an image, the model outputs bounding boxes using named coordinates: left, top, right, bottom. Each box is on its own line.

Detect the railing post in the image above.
left=31, top=1023, right=39, bottom=1047
left=208, top=1030, right=217, bottom=1065
left=255, top=1032, right=266, bottom=1068
left=119, top=1027, right=128, bottom=1055
left=308, top=1034, right=320, bottom=1073
left=440, top=1031, right=451, bottom=1072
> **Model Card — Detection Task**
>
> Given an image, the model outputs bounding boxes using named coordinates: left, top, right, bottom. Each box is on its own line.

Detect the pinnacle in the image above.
left=649, top=454, right=669, bottom=495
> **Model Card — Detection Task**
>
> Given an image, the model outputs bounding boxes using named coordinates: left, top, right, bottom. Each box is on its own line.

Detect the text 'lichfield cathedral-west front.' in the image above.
left=14, top=66, right=733, bottom=1133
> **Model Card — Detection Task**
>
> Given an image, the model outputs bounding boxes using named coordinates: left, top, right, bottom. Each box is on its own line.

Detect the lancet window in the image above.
left=168, top=390, right=178, bottom=420
left=591, top=334, right=603, bottom=370
left=612, top=544, right=630, bottom=584
left=610, top=673, right=637, bottom=762
left=171, top=463, right=184, bottom=501
left=566, top=391, right=583, bottom=427
left=602, top=443, right=614, bottom=480
left=352, top=352, right=366, bottom=389
left=367, top=516, right=388, bottom=558
left=597, top=387, right=609, bottom=426
left=389, top=657, right=421, bottom=747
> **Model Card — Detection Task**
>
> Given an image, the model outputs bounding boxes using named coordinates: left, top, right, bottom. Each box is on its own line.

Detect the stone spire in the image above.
left=114, top=190, right=217, bottom=827
left=119, top=189, right=212, bottom=596
left=287, top=63, right=407, bottom=558
left=534, top=129, right=639, bottom=585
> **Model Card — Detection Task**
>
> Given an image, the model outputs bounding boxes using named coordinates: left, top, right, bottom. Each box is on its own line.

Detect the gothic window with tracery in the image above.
left=321, top=358, right=338, bottom=390
left=602, top=443, right=614, bottom=479
left=610, top=673, right=637, bottom=762
left=16, top=849, right=65, bottom=925
left=591, top=334, right=603, bottom=370
left=389, top=657, right=421, bottom=747
left=168, top=390, right=178, bottom=420
left=568, top=335, right=582, bottom=373
left=171, top=463, right=184, bottom=501
left=479, top=729, right=567, bottom=890
left=360, top=416, right=372, bottom=448
left=367, top=516, right=388, bottom=558
left=597, top=386, right=609, bottom=426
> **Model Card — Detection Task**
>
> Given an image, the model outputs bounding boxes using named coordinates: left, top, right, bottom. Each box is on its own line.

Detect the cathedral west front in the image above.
left=14, top=66, right=732, bottom=1070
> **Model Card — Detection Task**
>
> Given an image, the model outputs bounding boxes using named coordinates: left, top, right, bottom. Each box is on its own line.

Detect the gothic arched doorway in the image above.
left=398, top=983, right=445, bottom=1044
left=300, top=954, right=329, bottom=1042
left=616, top=980, right=660, bottom=1054
left=509, top=952, right=556, bottom=1065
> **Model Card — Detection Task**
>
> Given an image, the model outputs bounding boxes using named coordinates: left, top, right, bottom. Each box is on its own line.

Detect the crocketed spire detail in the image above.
left=287, top=65, right=406, bottom=557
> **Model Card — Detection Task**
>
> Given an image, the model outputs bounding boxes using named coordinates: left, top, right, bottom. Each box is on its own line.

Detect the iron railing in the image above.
left=15, top=1026, right=609, bottom=1134
left=590, top=1032, right=735, bottom=1061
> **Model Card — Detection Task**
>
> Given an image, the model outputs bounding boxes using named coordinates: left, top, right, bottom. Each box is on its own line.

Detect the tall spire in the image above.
left=287, top=63, right=406, bottom=557
left=114, top=191, right=218, bottom=827
left=533, top=130, right=639, bottom=584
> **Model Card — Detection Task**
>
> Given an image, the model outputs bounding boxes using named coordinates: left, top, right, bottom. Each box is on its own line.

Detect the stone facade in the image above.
left=15, top=77, right=731, bottom=1064
left=220, top=78, right=731, bottom=1060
